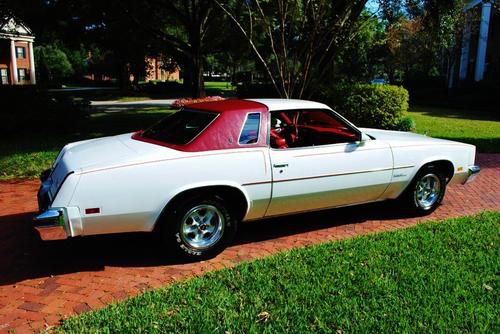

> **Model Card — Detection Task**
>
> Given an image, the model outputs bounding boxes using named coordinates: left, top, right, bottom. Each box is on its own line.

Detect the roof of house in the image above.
left=0, top=15, right=34, bottom=39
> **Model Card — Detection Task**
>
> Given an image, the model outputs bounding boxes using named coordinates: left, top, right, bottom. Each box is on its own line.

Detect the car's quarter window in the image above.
left=141, top=108, right=218, bottom=145
left=239, top=112, right=261, bottom=144
left=270, top=109, right=359, bottom=149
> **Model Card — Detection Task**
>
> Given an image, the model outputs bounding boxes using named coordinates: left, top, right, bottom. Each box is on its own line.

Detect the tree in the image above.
left=121, top=0, right=218, bottom=97
left=334, top=11, right=387, bottom=83
left=215, top=0, right=369, bottom=98
left=376, top=0, right=469, bottom=86
left=35, top=44, right=74, bottom=84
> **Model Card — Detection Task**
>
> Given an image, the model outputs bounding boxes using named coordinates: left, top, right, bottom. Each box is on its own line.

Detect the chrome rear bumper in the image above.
left=33, top=208, right=68, bottom=241
left=466, top=165, right=480, bottom=183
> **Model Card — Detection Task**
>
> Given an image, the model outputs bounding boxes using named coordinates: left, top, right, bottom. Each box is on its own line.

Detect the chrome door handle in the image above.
left=273, top=163, right=289, bottom=168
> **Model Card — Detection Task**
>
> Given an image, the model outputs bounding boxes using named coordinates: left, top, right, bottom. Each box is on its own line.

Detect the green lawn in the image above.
left=57, top=212, right=499, bottom=333
left=204, top=81, right=236, bottom=97
left=0, top=105, right=498, bottom=181
left=0, top=108, right=173, bottom=180
left=408, top=106, right=500, bottom=153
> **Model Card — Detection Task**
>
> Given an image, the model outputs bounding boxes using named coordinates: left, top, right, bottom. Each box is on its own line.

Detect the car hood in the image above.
left=359, top=128, right=466, bottom=147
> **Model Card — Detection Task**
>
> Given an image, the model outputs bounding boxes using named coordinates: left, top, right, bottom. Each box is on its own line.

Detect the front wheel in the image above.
left=401, top=167, right=447, bottom=215
left=163, top=196, right=237, bottom=260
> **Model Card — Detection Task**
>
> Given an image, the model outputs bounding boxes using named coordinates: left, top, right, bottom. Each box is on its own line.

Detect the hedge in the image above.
left=321, top=83, right=410, bottom=130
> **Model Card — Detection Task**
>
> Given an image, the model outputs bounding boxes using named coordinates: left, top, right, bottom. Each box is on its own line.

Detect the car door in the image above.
left=265, top=109, right=393, bottom=217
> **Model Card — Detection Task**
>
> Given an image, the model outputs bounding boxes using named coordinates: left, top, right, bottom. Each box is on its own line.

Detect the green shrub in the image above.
left=396, top=115, right=416, bottom=132
left=321, top=83, right=409, bottom=130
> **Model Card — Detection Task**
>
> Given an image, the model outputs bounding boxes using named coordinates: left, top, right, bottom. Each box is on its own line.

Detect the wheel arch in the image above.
left=399, top=158, right=454, bottom=197
left=153, top=183, right=250, bottom=231
left=415, top=159, right=455, bottom=182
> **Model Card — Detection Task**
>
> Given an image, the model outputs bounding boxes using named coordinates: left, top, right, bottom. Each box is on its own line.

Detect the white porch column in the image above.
left=28, top=41, right=36, bottom=84
left=10, top=39, right=18, bottom=84
left=474, top=2, right=492, bottom=81
left=459, top=19, right=471, bottom=80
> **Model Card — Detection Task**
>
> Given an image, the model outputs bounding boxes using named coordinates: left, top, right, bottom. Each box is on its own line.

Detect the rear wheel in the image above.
left=402, top=166, right=446, bottom=215
left=163, top=196, right=237, bottom=260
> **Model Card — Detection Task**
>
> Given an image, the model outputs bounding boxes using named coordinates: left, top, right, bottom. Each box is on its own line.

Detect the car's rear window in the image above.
left=141, top=109, right=218, bottom=145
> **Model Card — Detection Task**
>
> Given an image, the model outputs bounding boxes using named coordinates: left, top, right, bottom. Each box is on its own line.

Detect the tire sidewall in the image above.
left=165, top=196, right=237, bottom=259
left=409, top=166, right=446, bottom=214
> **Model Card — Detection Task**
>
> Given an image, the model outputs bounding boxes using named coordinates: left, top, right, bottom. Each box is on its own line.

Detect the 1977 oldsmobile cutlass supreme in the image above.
left=35, top=99, right=480, bottom=258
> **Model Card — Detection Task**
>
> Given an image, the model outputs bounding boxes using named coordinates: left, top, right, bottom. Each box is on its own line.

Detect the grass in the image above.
left=57, top=212, right=499, bottom=333
left=0, top=104, right=497, bottom=181
left=0, top=107, right=173, bottom=180
left=115, top=96, right=152, bottom=102
left=205, top=81, right=236, bottom=97
left=408, top=106, right=500, bottom=153
left=204, top=81, right=235, bottom=90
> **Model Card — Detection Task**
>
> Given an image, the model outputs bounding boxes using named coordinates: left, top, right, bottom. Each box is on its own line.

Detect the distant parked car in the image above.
left=35, top=99, right=480, bottom=259
left=371, top=78, right=386, bottom=85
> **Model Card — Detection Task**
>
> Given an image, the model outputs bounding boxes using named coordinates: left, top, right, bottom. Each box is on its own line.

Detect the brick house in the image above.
left=144, top=56, right=180, bottom=81
left=0, top=16, right=36, bottom=85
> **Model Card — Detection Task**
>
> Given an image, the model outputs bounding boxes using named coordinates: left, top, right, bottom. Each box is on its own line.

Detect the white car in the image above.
left=35, top=99, right=480, bottom=259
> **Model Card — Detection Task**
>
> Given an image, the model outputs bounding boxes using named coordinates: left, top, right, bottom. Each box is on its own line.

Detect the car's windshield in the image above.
left=141, top=108, right=218, bottom=145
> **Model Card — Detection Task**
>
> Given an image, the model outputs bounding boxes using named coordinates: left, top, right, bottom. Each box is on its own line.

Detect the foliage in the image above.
left=236, top=83, right=279, bottom=98
left=35, top=44, right=74, bottom=84
left=171, top=96, right=225, bottom=108
left=396, top=115, right=416, bottom=131
left=377, top=0, right=467, bottom=86
left=123, top=0, right=219, bottom=97
left=57, top=212, right=499, bottom=333
left=216, top=0, right=369, bottom=98
left=322, top=83, right=409, bottom=129
left=334, top=11, right=387, bottom=82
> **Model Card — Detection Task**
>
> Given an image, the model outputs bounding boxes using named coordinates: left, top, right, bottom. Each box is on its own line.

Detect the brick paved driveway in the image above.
left=0, top=153, right=498, bottom=333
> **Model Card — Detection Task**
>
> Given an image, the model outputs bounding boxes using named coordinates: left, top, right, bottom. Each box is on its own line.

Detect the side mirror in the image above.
left=360, top=132, right=371, bottom=141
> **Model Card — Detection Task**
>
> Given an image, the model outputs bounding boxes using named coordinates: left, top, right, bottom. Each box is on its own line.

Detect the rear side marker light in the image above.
left=85, top=208, right=100, bottom=214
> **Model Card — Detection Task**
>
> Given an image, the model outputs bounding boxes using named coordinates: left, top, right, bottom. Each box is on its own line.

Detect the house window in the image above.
left=0, top=69, right=9, bottom=85
left=17, top=68, right=29, bottom=81
left=16, top=46, right=26, bottom=59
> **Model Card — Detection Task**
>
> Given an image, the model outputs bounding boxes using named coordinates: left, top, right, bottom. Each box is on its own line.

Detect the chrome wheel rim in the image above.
left=415, top=173, right=441, bottom=210
left=180, top=205, right=225, bottom=250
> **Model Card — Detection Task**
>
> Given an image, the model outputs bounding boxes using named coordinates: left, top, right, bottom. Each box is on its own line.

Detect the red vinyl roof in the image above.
left=132, top=99, right=269, bottom=152
left=188, top=99, right=267, bottom=114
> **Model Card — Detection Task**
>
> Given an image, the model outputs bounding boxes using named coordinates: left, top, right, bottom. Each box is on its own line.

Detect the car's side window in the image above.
left=239, top=112, right=261, bottom=144
left=270, top=109, right=359, bottom=149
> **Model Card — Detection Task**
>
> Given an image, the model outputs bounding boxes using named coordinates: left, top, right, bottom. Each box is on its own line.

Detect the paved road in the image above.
left=90, top=99, right=176, bottom=113
left=0, top=153, right=498, bottom=333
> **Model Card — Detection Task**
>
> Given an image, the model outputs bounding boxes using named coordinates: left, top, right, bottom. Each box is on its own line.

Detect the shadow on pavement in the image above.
left=0, top=200, right=414, bottom=286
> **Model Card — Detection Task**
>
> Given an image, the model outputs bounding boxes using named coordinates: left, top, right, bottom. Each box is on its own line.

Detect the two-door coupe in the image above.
left=35, top=99, right=480, bottom=258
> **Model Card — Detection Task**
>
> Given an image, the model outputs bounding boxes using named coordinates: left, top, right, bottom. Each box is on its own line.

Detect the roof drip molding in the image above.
left=0, top=15, right=35, bottom=40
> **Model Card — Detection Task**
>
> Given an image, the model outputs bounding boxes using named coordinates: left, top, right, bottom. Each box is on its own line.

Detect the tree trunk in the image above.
left=190, top=26, right=206, bottom=98
left=182, top=61, right=193, bottom=93
left=117, top=60, right=131, bottom=92
left=192, top=54, right=205, bottom=98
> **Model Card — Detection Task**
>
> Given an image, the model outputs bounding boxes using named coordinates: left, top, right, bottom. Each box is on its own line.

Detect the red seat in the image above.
left=270, top=129, right=288, bottom=149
